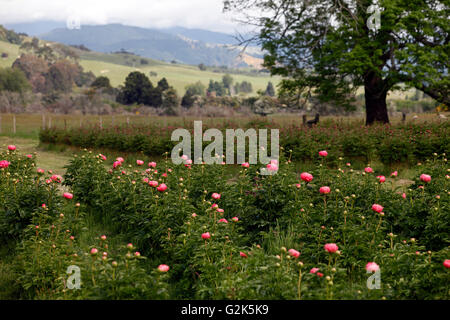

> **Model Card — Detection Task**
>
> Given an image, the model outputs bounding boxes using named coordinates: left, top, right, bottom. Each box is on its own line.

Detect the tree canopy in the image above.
left=224, top=0, right=449, bottom=124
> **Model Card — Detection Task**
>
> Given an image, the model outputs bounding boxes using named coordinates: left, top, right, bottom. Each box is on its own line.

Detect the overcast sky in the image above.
left=0, top=0, right=241, bottom=33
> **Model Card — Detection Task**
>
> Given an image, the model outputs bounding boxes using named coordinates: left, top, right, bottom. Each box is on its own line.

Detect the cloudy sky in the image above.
left=0, top=0, right=241, bottom=33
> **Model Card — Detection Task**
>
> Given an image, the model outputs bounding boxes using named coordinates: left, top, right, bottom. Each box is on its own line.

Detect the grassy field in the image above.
left=0, top=112, right=447, bottom=140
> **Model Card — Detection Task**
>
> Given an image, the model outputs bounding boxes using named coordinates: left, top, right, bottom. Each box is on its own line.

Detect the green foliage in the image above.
left=265, top=81, right=275, bottom=97
left=0, top=67, right=30, bottom=93
left=224, top=0, right=450, bottom=123
left=207, top=79, right=227, bottom=97
left=90, top=76, right=112, bottom=89
left=39, top=121, right=450, bottom=166
left=181, top=81, right=206, bottom=108
left=0, top=145, right=449, bottom=299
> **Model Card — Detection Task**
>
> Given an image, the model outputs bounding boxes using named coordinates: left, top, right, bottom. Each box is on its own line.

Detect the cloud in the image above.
left=0, top=0, right=240, bottom=33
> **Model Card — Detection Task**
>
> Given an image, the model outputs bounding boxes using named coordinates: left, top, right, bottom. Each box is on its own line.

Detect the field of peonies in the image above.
left=0, top=144, right=449, bottom=300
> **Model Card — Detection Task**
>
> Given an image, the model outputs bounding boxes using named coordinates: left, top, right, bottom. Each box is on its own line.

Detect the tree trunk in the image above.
left=364, top=73, right=390, bottom=125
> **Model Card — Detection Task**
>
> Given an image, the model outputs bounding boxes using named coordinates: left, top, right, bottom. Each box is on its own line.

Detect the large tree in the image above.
left=224, top=0, right=449, bottom=124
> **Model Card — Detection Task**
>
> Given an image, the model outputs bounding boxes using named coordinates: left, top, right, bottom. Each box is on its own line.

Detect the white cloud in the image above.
left=0, top=0, right=240, bottom=33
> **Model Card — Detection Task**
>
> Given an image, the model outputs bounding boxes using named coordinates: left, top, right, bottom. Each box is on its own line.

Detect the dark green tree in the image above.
left=0, top=67, right=30, bottom=93
left=207, top=80, right=227, bottom=96
left=222, top=74, right=234, bottom=92
left=91, top=76, right=111, bottom=89
left=224, top=0, right=449, bottom=124
left=162, top=87, right=179, bottom=115
left=157, top=78, right=170, bottom=91
left=265, top=81, right=275, bottom=96
left=119, top=71, right=154, bottom=105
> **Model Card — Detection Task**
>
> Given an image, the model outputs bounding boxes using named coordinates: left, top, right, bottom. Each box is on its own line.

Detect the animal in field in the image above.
left=306, top=113, right=320, bottom=127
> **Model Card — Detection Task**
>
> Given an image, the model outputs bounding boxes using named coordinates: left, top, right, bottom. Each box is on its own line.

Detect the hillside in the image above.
left=0, top=39, right=277, bottom=95
left=40, top=24, right=256, bottom=68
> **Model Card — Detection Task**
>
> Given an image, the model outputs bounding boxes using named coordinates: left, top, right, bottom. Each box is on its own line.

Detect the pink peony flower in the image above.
left=181, top=155, right=188, bottom=161
left=310, top=267, right=319, bottom=274
left=364, top=167, right=373, bottom=173
left=420, top=174, right=431, bottom=183
left=191, top=213, right=197, bottom=218
left=241, top=162, right=250, bottom=168
left=316, top=272, right=324, bottom=277
left=377, top=175, right=386, bottom=183
left=99, top=154, right=107, bottom=161
left=201, top=232, right=211, bottom=240
left=391, top=171, right=398, bottom=177
left=240, top=251, right=248, bottom=258
left=211, top=193, right=221, bottom=200
left=324, top=243, right=339, bottom=253
left=50, top=175, right=62, bottom=182
left=113, top=161, right=121, bottom=169
left=116, top=157, right=124, bottom=163
left=288, top=249, right=300, bottom=258
left=7, top=145, right=16, bottom=151
left=216, top=208, right=224, bottom=213
left=346, top=163, right=351, bottom=167
left=295, top=183, right=301, bottom=189
left=63, top=192, right=73, bottom=200
left=231, top=217, right=239, bottom=222
left=372, top=204, right=384, bottom=213
left=158, top=264, right=170, bottom=272
left=0, top=160, right=10, bottom=168
left=319, top=186, right=331, bottom=194
left=319, top=150, right=328, bottom=157
left=266, top=163, right=278, bottom=171
left=90, top=248, right=98, bottom=255
left=300, top=172, right=313, bottom=182
left=218, top=218, right=228, bottom=223
left=157, top=183, right=167, bottom=192
left=366, top=262, right=380, bottom=272
left=26, top=154, right=32, bottom=158
left=148, top=161, right=157, bottom=168
left=136, top=160, right=144, bottom=166
left=162, top=173, right=168, bottom=177
left=149, top=180, right=158, bottom=187
left=402, top=193, right=406, bottom=199
left=443, top=260, right=450, bottom=269
left=100, top=235, right=107, bottom=241
left=37, top=168, right=45, bottom=174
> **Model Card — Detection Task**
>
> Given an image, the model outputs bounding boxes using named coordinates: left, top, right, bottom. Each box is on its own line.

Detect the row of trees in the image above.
left=115, top=71, right=179, bottom=114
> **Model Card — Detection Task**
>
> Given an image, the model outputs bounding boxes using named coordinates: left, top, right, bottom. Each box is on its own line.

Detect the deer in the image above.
left=306, top=113, right=320, bottom=127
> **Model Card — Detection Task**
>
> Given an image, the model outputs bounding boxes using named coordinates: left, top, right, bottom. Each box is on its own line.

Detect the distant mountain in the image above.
left=4, top=21, right=66, bottom=36
left=38, top=23, right=258, bottom=67
left=162, top=27, right=237, bottom=45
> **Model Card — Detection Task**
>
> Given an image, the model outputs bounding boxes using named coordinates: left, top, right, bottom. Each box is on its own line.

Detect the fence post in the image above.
left=13, top=114, right=16, bottom=134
